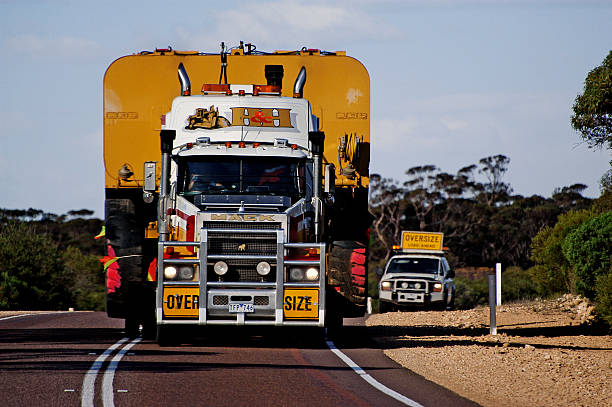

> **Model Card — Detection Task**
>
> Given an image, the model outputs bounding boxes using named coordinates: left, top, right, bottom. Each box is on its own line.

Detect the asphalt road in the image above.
left=0, top=312, right=478, bottom=407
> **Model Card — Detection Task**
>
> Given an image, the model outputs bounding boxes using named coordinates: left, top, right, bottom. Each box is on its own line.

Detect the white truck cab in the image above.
left=378, top=232, right=455, bottom=312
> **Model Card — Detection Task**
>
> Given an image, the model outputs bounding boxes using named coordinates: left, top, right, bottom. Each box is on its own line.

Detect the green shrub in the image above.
left=454, top=276, right=489, bottom=309
left=0, top=221, right=73, bottom=310
left=501, top=266, right=538, bottom=301
left=595, top=268, right=612, bottom=327
left=529, top=209, right=594, bottom=295
left=562, top=211, right=612, bottom=298
left=63, top=246, right=105, bottom=311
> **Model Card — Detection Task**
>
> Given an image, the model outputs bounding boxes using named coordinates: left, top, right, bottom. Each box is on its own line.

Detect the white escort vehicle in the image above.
left=378, top=231, right=455, bottom=312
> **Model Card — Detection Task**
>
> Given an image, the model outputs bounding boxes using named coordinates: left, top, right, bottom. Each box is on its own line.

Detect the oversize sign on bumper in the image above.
left=163, top=286, right=199, bottom=318
left=283, top=288, right=319, bottom=320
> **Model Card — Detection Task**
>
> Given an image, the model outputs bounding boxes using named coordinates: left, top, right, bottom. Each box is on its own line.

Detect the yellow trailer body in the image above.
left=104, top=49, right=370, bottom=191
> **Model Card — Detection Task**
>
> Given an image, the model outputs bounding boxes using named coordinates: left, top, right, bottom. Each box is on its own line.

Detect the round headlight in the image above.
left=256, top=261, right=271, bottom=276
left=214, top=261, right=228, bottom=276
left=289, top=267, right=304, bottom=281
left=305, top=267, right=319, bottom=281
left=401, top=282, right=408, bottom=289
left=164, top=266, right=178, bottom=280
left=415, top=282, right=422, bottom=289
left=178, top=265, right=195, bottom=280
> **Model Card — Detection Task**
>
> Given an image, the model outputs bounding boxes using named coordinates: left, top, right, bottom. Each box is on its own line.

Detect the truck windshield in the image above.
left=177, top=156, right=307, bottom=197
left=387, top=258, right=440, bottom=274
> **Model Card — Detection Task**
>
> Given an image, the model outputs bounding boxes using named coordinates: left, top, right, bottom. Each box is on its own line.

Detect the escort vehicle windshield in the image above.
left=177, top=157, right=307, bottom=197
left=387, top=258, right=440, bottom=274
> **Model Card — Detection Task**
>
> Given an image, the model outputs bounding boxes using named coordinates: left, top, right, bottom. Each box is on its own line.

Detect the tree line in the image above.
left=369, top=154, right=592, bottom=269
left=0, top=209, right=105, bottom=311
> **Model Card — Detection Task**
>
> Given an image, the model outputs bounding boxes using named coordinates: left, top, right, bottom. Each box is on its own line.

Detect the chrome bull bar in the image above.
left=156, top=227, right=326, bottom=326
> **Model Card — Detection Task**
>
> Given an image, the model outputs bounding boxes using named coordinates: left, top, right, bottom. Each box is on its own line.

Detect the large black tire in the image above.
left=379, top=300, right=392, bottom=313
left=327, top=241, right=367, bottom=318
left=125, top=318, right=140, bottom=338
left=445, top=288, right=455, bottom=311
left=156, top=325, right=178, bottom=347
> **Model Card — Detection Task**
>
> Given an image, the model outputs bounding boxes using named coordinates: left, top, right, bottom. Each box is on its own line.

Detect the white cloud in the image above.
left=175, top=1, right=398, bottom=51
left=5, top=34, right=101, bottom=58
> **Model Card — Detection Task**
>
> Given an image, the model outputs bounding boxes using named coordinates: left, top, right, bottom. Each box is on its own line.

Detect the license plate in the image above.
left=400, top=292, right=423, bottom=302
left=229, top=303, right=254, bottom=313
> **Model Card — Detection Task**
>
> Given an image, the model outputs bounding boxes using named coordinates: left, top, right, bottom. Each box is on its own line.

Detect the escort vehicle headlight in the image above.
left=178, top=265, right=195, bottom=280
left=256, top=261, right=271, bottom=276
left=401, top=282, right=408, bottom=289
left=433, top=283, right=443, bottom=292
left=214, top=261, right=228, bottom=276
left=381, top=281, right=392, bottom=291
left=164, top=266, right=178, bottom=280
left=289, top=267, right=304, bottom=281
left=415, top=282, right=422, bottom=289
left=305, top=267, right=319, bottom=281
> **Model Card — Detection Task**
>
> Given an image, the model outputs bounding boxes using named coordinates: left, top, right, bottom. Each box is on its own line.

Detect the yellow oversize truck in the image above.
left=103, top=45, right=370, bottom=343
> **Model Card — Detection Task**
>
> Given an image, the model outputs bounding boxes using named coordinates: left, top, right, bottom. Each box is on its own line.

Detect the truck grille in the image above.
left=204, top=221, right=281, bottom=282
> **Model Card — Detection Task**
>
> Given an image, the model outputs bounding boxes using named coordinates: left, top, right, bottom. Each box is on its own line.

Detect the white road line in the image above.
left=102, top=337, right=141, bottom=407
left=81, top=338, right=128, bottom=407
left=326, top=340, right=425, bottom=407
left=0, top=312, right=67, bottom=321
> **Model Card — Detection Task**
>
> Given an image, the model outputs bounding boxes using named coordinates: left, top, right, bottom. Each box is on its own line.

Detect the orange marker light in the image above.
left=238, top=142, right=246, bottom=148
left=201, top=83, right=230, bottom=93
left=253, top=142, right=260, bottom=148
left=225, top=142, right=232, bottom=148
left=291, top=144, right=298, bottom=150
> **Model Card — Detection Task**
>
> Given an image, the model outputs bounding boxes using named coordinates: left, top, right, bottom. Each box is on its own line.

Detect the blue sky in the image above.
left=1, top=0, right=611, bottom=217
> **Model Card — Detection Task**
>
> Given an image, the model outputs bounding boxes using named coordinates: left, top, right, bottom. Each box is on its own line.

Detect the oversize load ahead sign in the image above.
left=401, top=231, right=444, bottom=251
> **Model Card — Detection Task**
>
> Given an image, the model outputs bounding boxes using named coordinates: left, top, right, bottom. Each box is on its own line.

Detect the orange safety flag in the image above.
left=99, top=255, right=118, bottom=270
left=147, top=258, right=157, bottom=282
left=101, top=245, right=121, bottom=294
left=94, top=226, right=106, bottom=240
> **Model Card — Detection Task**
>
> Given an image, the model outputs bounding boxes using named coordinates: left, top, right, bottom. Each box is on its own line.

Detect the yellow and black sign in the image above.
left=162, top=286, right=199, bottom=318
left=231, top=107, right=292, bottom=128
left=401, top=231, right=444, bottom=251
left=283, top=288, right=319, bottom=320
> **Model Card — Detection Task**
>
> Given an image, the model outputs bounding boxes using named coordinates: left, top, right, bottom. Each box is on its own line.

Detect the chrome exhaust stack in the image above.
left=178, top=63, right=191, bottom=96
left=293, top=66, right=306, bottom=98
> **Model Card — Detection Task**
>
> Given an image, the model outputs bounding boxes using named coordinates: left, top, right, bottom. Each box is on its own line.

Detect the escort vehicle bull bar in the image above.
left=156, top=227, right=326, bottom=326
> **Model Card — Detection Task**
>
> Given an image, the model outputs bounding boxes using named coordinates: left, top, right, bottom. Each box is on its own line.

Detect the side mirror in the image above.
left=446, top=269, right=455, bottom=279
left=143, top=161, right=157, bottom=192
left=324, top=164, right=336, bottom=194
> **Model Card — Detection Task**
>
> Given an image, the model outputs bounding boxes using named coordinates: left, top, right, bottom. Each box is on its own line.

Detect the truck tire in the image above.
left=445, top=288, right=455, bottom=311
left=379, top=300, right=391, bottom=313
left=125, top=318, right=140, bottom=338
left=156, top=325, right=177, bottom=347
left=327, top=241, right=367, bottom=317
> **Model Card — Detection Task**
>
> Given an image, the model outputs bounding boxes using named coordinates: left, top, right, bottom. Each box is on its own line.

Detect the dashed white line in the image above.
left=81, top=338, right=128, bottom=407
left=102, top=337, right=141, bottom=407
left=326, top=340, right=425, bottom=407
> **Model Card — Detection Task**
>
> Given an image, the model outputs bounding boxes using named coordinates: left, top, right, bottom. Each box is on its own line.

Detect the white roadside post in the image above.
left=488, top=274, right=497, bottom=336
left=496, top=263, right=502, bottom=306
